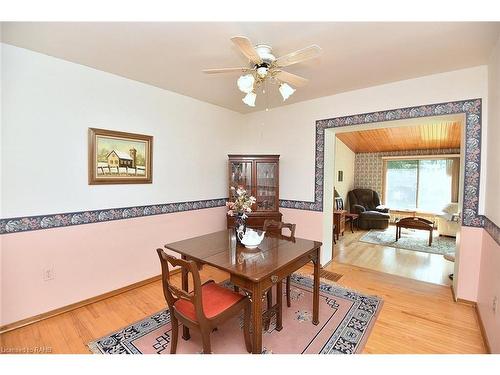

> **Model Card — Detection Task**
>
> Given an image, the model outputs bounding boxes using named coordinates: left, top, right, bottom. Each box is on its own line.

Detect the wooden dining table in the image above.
left=164, top=229, right=322, bottom=354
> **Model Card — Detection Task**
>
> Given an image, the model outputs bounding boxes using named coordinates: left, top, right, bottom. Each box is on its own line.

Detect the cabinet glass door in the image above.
left=256, top=162, right=277, bottom=211
left=230, top=161, right=252, bottom=198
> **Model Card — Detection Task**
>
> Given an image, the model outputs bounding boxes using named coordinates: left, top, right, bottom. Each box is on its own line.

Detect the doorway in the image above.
left=328, top=115, right=464, bottom=285
left=314, top=99, right=483, bottom=298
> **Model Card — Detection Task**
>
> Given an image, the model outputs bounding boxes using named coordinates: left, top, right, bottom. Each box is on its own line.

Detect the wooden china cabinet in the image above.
left=226, top=154, right=282, bottom=231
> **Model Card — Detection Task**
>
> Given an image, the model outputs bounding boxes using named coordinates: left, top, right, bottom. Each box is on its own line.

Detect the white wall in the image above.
left=0, top=39, right=4, bottom=326
left=476, top=32, right=500, bottom=354
left=0, top=44, right=247, bottom=326
left=333, top=138, right=355, bottom=206
left=241, top=66, right=489, bottom=212
left=485, top=35, right=500, bottom=225
left=1, top=44, right=244, bottom=218
left=2, top=45, right=489, bottom=219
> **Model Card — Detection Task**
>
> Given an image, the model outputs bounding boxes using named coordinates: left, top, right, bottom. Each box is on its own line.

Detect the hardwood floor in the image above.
left=0, top=260, right=485, bottom=354
left=326, top=263, right=485, bottom=353
left=334, top=226, right=455, bottom=286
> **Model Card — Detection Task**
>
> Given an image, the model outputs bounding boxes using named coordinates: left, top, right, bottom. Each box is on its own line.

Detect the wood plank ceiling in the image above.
left=336, top=121, right=462, bottom=153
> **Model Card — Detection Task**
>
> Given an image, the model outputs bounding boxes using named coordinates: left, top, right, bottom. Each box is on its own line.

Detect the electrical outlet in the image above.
left=43, top=267, right=55, bottom=281
left=493, top=296, right=498, bottom=314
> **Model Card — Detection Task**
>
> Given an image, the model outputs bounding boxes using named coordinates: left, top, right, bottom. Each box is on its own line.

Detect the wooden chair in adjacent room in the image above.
left=156, top=249, right=252, bottom=354
left=335, top=197, right=357, bottom=233
left=263, top=219, right=297, bottom=308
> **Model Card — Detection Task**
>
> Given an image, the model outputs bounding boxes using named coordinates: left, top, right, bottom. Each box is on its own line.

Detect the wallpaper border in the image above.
left=280, top=98, right=483, bottom=228
left=0, top=198, right=227, bottom=235
left=483, top=216, right=500, bottom=246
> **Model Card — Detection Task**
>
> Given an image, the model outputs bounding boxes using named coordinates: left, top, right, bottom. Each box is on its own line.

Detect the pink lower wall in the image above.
left=0, top=206, right=227, bottom=326
left=0, top=207, right=324, bottom=327
left=280, top=208, right=323, bottom=242
left=1, top=204, right=491, bottom=332
left=279, top=208, right=330, bottom=263
left=456, top=226, right=484, bottom=301
left=477, top=229, right=500, bottom=353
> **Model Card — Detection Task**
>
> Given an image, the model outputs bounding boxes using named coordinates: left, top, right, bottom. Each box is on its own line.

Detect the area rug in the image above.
left=88, top=274, right=382, bottom=354
left=359, top=226, right=456, bottom=255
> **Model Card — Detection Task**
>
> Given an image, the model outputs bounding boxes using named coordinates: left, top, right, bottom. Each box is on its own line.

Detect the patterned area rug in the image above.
left=359, top=226, right=456, bottom=255
left=88, top=274, right=382, bottom=354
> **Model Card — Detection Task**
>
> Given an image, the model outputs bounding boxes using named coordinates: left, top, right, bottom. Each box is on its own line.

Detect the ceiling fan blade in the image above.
left=231, top=36, right=262, bottom=64
left=275, top=70, right=309, bottom=87
left=275, top=45, right=322, bottom=67
left=203, top=67, right=250, bottom=74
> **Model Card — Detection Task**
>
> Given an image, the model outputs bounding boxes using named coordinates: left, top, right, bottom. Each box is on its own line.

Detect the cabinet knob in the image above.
left=270, top=275, right=279, bottom=283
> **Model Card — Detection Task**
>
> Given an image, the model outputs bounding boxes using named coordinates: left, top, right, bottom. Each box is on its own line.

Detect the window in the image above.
left=384, top=157, right=458, bottom=212
left=385, top=160, right=418, bottom=210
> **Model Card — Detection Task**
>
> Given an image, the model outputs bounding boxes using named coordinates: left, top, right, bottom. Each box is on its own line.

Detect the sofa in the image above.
left=436, top=203, right=460, bottom=237
left=348, top=189, right=391, bottom=229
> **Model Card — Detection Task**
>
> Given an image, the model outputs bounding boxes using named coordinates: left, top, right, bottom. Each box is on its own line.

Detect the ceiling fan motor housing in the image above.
left=255, top=44, right=276, bottom=64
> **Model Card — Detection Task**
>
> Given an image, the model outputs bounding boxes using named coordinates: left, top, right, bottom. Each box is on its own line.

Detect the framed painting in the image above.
left=88, top=128, right=153, bottom=185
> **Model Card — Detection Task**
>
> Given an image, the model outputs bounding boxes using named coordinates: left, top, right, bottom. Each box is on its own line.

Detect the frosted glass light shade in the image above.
left=279, top=83, right=295, bottom=101
left=242, top=92, right=256, bottom=107
left=237, top=74, right=255, bottom=94
left=257, top=67, right=268, bottom=78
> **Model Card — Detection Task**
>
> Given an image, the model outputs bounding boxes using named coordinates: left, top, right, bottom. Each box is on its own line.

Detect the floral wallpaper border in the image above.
left=0, top=198, right=227, bottom=235
left=483, top=216, right=500, bottom=246
left=280, top=98, right=484, bottom=228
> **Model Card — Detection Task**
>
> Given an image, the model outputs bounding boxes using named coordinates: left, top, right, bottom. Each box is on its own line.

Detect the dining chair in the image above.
left=335, top=197, right=355, bottom=232
left=263, top=219, right=297, bottom=308
left=335, top=197, right=344, bottom=210
left=156, top=248, right=252, bottom=354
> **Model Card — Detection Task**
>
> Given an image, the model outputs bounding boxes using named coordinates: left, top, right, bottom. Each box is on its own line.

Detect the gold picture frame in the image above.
left=88, top=128, right=153, bottom=185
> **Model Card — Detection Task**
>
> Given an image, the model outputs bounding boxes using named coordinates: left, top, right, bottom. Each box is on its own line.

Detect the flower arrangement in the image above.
left=226, top=186, right=256, bottom=218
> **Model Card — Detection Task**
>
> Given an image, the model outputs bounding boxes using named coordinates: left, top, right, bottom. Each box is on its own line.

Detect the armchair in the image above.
left=348, top=189, right=390, bottom=230
left=436, top=203, right=460, bottom=237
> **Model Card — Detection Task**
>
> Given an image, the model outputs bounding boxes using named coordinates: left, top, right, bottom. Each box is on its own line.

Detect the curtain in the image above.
left=446, top=157, right=460, bottom=203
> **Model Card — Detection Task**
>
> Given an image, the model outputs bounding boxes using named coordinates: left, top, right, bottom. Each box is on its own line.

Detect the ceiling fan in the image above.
left=203, top=36, right=322, bottom=108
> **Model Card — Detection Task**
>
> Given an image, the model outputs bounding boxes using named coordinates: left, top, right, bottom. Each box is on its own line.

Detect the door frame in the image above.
left=279, top=99, right=483, bottom=296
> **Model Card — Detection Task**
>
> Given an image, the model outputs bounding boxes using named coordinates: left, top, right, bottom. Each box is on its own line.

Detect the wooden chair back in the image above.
left=263, top=219, right=296, bottom=239
left=335, top=197, right=344, bottom=211
left=156, top=249, right=204, bottom=320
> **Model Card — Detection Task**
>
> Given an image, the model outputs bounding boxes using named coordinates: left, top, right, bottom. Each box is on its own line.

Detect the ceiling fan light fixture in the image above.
left=242, top=91, right=257, bottom=107
left=205, top=36, right=320, bottom=109
left=256, top=66, right=269, bottom=78
left=279, top=83, right=295, bottom=101
left=237, top=74, right=255, bottom=94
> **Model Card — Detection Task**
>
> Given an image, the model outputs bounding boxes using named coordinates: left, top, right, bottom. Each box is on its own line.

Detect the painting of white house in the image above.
left=89, top=128, right=152, bottom=184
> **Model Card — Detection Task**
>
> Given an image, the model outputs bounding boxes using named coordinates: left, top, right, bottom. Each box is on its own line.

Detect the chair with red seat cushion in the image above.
left=156, top=249, right=252, bottom=354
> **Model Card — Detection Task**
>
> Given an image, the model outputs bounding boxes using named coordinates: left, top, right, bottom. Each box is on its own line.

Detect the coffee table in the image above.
left=395, top=217, right=434, bottom=246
